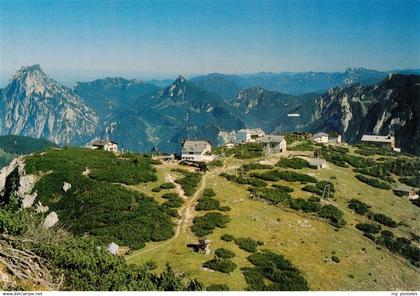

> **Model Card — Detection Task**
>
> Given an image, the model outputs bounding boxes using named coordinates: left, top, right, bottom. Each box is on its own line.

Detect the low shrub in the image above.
left=331, top=256, right=340, bottom=263
left=276, top=158, right=309, bottom=169
left=152, top=186, right=162, bottom=192
left=271, top=184, right=294, bottom=192
left=221, top=234, right=235, bottom=242
left=376, top=233, right=420, bottom=265
left=348, top=199, right=371, bottom=215
left=288, top=198, right=321, bottom=213
left=317, top=205, right=346, bottom=227
left=195, top=197, right=220, bottom=211
left=252, top=170, right=317, bottom=183
left=373, top=213, right=398, bottom=228
left=176, top=172, right=202, bottom=196
left=249, top=187, right=291, bottom=205
left=234, top=237, right=263, bottom=253
left=243, top=251, right=309, bottom=291
left=355, top=174, right=391, bottom=190
left=191, top=212, right=230, bottom=237
left=220, top=173, right=267, bottom=187
left=202, top=188, right=216, bottom=197
left=202, top=258, right=237, bottom=273
left=215, top=248, right=235, bottom=259
left=356, top=223, right=382, bottom=234
left=242, top=162, right=275, bottom=172
left=302, top=185, right=322, bottom=196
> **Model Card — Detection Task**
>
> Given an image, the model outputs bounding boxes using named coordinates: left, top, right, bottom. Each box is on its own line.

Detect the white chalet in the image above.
left=361, top=135, right=395, bottom=149
left=181, top=140, right=215, bottom=162
left=88, top=140, right=118, bottom=152
left=236, top=128, right=265, bottom=144
left=311, top=132, right=329, bottom=143
left=260, top=135, right=287, bottom=155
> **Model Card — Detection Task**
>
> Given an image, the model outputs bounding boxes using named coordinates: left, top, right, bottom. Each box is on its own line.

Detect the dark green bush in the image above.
left=276, top=158, right=309, bottom=169
left=221, top=234, right=235, bottom=242
left=202, top=258, right=237, bottom=273
left=317, top=205, right=346, bottom=227
left=331, top=256, right=340, bottom=263
left=191, top=212, right=230, bottom=237
left=243, top=251, right=309, bottom=291
left=355, top=174, right=391, bottom=190
left=373, top=213, right=398, bottom=228
left=348, top=199, right=371, bottom=215
left=271, top=184, right=294, bottom=192
left=234, top=237, right=262, bottom=253
left=202, top=188, right=216, bottom=197
left=242, top=162, right=275, bottom=172
left=288, top=198, right=321, bottom=213
left=219, top=173, right=267, bottom=187
left=215, top=248, right=235, bottom=259
left=254, top=170, right=317, bottom=183
left=195, top=197, right=220, bottom=211
left=356, top=223, right=382, bottom=234
left=302, top=185, right=322, bottom=195
left=152, top=186, right=162, bottom=192
left=176, top=172, right=202, bottom=196
left=376, top=233, right=420, bottom=265
left=249, top=187, right=291, bottom=205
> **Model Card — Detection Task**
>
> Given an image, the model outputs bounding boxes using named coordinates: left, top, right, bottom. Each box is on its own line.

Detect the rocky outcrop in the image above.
left=0, top=157, right=37, bottom=208
left=43, top=212, right=59, bottom=229
left=62, top=182, right=71, bottom=192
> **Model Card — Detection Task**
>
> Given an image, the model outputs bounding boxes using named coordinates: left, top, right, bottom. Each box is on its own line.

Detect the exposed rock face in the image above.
left=43, top=212, right=59, bottom=229
left=311, top=74, right=420, bottom=154
left=218, top=130, right=237, bottom=145
left=0, top=65, right=99, bottom=146
left=0, top=157, right=37, bottom=208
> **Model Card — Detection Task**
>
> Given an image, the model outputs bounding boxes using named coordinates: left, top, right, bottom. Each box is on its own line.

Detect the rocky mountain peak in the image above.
left=0, top=65, right=99, bottom=145
left=10, top=64, right=51, bottom=96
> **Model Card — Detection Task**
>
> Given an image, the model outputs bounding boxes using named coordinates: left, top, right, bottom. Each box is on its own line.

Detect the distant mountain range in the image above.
left=0, top=65, right=419, bottom=154
left=189, top=68, right=420, bottom=97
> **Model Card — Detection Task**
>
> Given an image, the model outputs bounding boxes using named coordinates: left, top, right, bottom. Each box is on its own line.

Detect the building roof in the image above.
left=394, top=185, right=415, bottom=192
left=308, top=158, right=327, bottom=166
left=182, top=140, right=211, bottom=153
left=92, top=139, right=118, bottom=146
left=260, top=135, right=285, bottom=143
left=107, top=242, right=119, bottom=255
left=237, top=128, right=265, bottom=135
left=313, top=132, right=329, bottom=138
left=361, top=135, right=394, bottom=143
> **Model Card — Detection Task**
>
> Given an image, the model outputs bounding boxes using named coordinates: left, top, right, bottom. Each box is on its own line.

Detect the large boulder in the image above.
left=43, top=212, right=59, bottom=229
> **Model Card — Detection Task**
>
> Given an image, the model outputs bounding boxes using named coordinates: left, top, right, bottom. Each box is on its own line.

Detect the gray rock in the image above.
left=43, top=212, right=59, bottom=229
left=62, top=182, right=71, bottom=192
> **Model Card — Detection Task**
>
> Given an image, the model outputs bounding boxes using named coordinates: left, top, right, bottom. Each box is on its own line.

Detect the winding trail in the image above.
left=126, top=160, right=227, bottom=259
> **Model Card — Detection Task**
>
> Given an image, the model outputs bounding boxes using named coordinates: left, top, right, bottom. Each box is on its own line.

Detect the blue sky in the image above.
left=0, top=0, right=419, bottom=86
